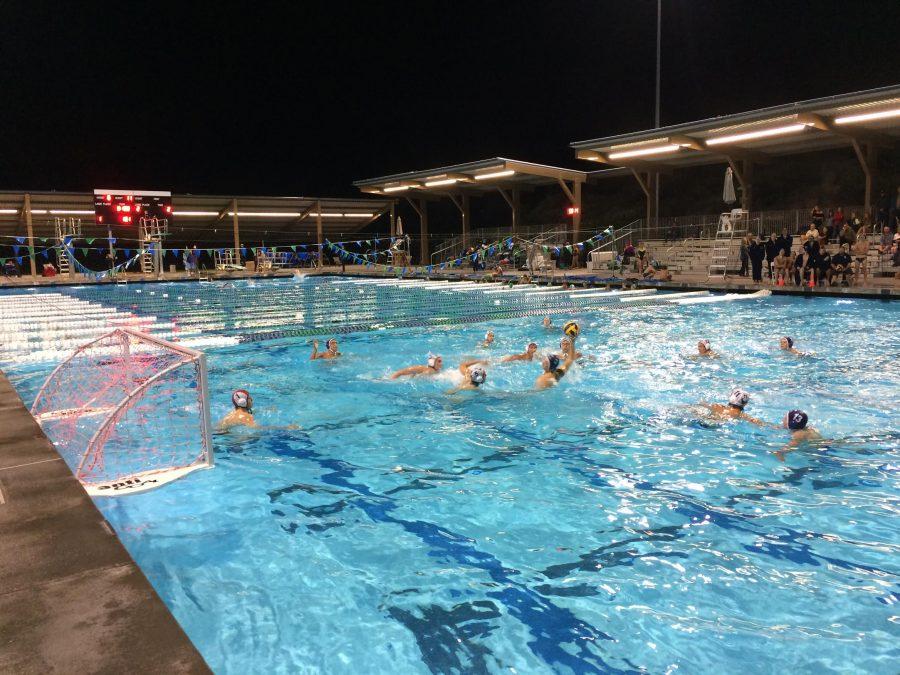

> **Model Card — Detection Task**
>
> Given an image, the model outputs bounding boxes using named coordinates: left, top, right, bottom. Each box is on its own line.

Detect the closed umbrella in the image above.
left=723, top=167, right=737, bottom=204
left=396, top=216, right=404, bottom=237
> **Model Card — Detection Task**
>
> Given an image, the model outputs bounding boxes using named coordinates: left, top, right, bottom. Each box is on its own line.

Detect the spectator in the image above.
left=890, top=187, right=900, bottom=233
left=805, top=222, right=819, bottom=242
left=560, top=241, right=573, bottom=269
left=776, top=227, right=793, bottom=256
left=793, top=248, right=806, bottom=286
left=764, top=233, right=779, bottom=280
left=830, top=244, right=852, bottom=286
left=837, top=220, right=855, bottom=248
left=847, top=211, right=861, bottom=231
left=851, top=229, right=869, bottom=285
left=665, top=224, right=678, bottom=243
left=3, top=259, right=21, bottom=277
left=878, top=226, right=893, bottom=256
left=748, top=234, right=766, bottom=283
left=41, top=262, right=57, bottom=277
left=832, top=206, right=845, bottom=240
left=622, top=240, right=635, bottom=267
left=817, top=246, right=832, bottom=287
left=876, top=190, right=890, bottom=228
left=810, top=204, right=825, bottom=232
left=635, top=241, right=650, bottom=275
left=802, top=237, right=822, bottom=286
left=772, top=248, right=791, bottom=285
left=824, top=209, right=835, bottom=243
left=739, top=235, right=750, bottom=276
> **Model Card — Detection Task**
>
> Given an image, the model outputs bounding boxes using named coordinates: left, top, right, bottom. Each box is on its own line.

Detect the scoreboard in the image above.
left=93, top=189, right=172, bottom=226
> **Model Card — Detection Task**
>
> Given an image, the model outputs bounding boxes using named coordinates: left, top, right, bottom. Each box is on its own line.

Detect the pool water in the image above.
left=4, top=280, right=899, bottom=674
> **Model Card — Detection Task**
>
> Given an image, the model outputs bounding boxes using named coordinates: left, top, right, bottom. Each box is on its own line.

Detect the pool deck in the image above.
left=3, top=265, right=897, bottom=299
left=0, top=372, right=209, bottom=673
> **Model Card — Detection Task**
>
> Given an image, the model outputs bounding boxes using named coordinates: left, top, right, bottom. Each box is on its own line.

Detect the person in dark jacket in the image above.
left=776, top=228, right=793, bottom=257
left=764, top=233, right=779, bottom=280
left=748, top=235, right=766, bottom=282
left=739, top=235, right=750, bottom=276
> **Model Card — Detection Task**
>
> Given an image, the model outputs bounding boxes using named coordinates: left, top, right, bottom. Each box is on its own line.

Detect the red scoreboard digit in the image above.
left=93, top=189, right=172, bottom=226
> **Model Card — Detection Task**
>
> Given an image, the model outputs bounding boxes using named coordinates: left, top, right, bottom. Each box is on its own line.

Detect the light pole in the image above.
left=654, top=0, right=662, bottom=225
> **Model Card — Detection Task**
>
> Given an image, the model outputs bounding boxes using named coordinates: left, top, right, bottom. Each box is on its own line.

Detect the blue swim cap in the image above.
left=786, top=410, right=808, bottom=430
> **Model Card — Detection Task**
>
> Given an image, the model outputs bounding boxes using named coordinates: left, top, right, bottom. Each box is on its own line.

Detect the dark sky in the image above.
left=1, top=0, right=898, bottom=197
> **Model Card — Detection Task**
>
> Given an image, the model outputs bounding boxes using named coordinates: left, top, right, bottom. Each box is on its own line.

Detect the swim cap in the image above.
left=545, top=354, right=561, bottom=371
left=469, top=365, right=487, bottom=385
left=728, top=388, right=750, bottom=409
left=484, top=331, right=494, bottom=340
left=427, top=353, right=440, bottom=368
left=783, top=336, right=794, bottom=349
left=232, top=389, right=252, bottom=411
left=701, top=339, right=711, bottom=348
left=526, top=342, right=538, bottom=351
left=563, top=320, right=580, bottom=338
left=786, top=410, right=808, bottom=430
left=326, top=338, right=338, bottom=350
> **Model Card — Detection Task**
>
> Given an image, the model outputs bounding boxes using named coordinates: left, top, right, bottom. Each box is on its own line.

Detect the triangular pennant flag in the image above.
left=41, top=250, right=48, bottom=260
left=16, top=256, right=24, bottom=263
left=80, top=248, right=88, bottom=256
left=86, top=238, right=95, bottom=245
left=14, top=237, right=24, bottom=244
left=0, top=258, right=5, bottom=265
left=173, top=248, right=181, bottom=257
left=109, top=237, right=117, bottom=244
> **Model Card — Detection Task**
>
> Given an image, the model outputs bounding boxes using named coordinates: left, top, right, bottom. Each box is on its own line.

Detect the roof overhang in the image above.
left=571, top=85, right=900, bottom=173
left=0, top=192, right=395, bottom=240
left=353, top=157, right=587, bottom=196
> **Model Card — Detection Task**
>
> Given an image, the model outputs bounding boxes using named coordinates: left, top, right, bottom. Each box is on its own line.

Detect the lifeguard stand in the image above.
left=708, top=209, right=749, bottom=279
left=139, top=216, right=168, bottom=278
left=54, top=217, right=82, bottom=277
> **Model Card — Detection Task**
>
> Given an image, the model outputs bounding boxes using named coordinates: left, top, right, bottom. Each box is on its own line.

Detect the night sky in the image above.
left=1, top=1, right=898, bottom=198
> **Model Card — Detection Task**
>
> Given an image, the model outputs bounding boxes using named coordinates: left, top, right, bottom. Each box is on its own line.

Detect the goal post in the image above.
left=32, top=328, right=213, bottom=496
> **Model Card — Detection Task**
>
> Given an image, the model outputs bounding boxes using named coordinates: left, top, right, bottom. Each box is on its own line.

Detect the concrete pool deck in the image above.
left=0, top=372, right=209, bottom=673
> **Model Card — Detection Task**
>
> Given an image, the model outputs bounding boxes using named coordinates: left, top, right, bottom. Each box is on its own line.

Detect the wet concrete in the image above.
left=0, top=372, right=209, bottom=674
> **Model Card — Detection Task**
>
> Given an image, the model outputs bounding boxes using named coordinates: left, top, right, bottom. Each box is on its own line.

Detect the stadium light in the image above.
left=705, top=123, right=810, bottom=146
left=383, top=185, right=410, bottom=193
left=834, top=107, right=900, bottom=125
left=607, top=143, right=682, bottom=160
left=49, top=209, right=95, bottom=215
left=173, top=211, right=218, bottom=216
left=474, top=169, right=515, bottom=181
left=424, top=178, right=458, bottom=187
left=0, top=208, right=18, bottom=214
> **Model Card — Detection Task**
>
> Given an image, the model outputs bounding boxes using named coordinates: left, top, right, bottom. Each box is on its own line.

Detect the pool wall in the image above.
left=0, top=370, right=209, bottom=673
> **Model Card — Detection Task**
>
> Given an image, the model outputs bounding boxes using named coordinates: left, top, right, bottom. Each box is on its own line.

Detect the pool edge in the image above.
left=0, top=369, right=210, bottom=674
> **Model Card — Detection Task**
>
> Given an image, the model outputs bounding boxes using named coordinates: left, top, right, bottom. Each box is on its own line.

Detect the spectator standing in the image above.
left=852, top=229, right=869, bottom=285
left=817, top=246, right=832, bottom=287
left=802, top=237, right=822, bottom=286
left=776, top=227, right=793, bottom=256
left=748, top=235, right=766, bottom=283
left=811, top=205, right=825, bottom=232
left=793, top=248, right=805, bottom=286
left=876, top=190, right=890, bottom=228
left=833, top=206, right=845, bottom=240
left=739, top=235, right=750, bottom=276
left=764, top=233, right=779, bottom=280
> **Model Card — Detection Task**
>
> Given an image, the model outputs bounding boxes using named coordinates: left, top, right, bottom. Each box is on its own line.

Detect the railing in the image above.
left=632, top=206, right=875, bottom=242
left=429, top=223, right=574, bottom=264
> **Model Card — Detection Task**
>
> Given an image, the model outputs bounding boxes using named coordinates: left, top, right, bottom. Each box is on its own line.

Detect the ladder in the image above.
left=139, top=217, right=168, bottom=277
left=707, top=211, right=748, bottom=279
left=54, top=217, right=81, bottom=277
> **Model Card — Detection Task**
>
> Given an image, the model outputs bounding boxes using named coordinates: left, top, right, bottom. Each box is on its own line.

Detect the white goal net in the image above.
left=31, top=328, right=213, bottom=495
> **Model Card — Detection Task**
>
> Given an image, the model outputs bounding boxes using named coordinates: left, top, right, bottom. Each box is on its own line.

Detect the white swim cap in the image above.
left=484, top=331, right=494, bottom=340
left=427, top=353, right=439, bottom=368
left=728, top=388, right=750, bottom=409
left=469, top=365, right=487, bottom=385
left=232, top=389, right=252, bottom=410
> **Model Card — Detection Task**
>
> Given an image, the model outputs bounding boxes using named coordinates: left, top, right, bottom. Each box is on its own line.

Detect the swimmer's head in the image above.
left=543, top=354, right=561, bottom=372
left=780, top=336, right=794, bottom=350
left=526, top=342, right=538, bottom=355
left=484, top=331, right=494, bottom=343
left=232, top=389, right=253, bottom=413
left=728, top=388, right=750, bottom=410
left=468, top=365, right=487, bottom=386
left=560, top=336, right=573, bottom=352
left=542, top=316, right=552, bottom=328
left=784, top=410, right=808, bottom=430
left=326, top=338, right=339, bottom=352
left=426, top=353, right=443, bottom=369
left=698, top=339, right=711, bottom=354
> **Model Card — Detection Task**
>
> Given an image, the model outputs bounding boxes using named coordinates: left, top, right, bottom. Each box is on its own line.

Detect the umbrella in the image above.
left=396, top=216, right=404, bottom=237
left=723, top=167, right=737, bottom=204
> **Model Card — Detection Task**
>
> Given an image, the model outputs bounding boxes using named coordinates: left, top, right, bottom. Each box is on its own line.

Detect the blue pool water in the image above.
left=3, top=279, right=899, bottom=673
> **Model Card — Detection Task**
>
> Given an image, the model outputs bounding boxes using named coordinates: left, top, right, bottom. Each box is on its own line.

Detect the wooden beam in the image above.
left=629, top=168, right=651, bottom=198
left=505, top=160, right=587, bottom=183
left=572, top=181, right=582, bottom=248
left=404, top=196, right=424, bottom=219
left=496, top=187, right=514, bottom=209
left=316, top=199, right=324, bottom=266
left=231, top=198, right=241, bottom=265
left=557, top=178, right=576, bottom=204
left=461, top=194, right=470, bottom=249
left=418, top=199, right=429, bottom=263
left=799, top=112, right=893, bottom=148
left=850, top=139, right=875, bottom=219
left=446, top=193, right=464, bottom=213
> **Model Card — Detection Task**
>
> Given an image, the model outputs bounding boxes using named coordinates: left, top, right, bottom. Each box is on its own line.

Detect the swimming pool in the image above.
left=3, top=279, right=898, bottom=673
